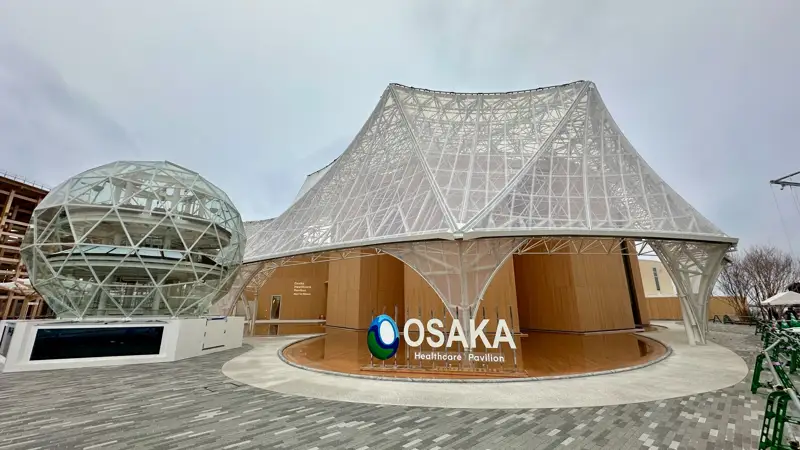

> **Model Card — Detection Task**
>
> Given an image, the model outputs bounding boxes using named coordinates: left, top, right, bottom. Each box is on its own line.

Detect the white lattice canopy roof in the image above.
left=245, top=81, right=733, bottom=263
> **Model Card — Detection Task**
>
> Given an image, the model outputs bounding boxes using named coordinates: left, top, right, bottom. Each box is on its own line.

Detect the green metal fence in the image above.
left=753, top=319, right=800, bottom=449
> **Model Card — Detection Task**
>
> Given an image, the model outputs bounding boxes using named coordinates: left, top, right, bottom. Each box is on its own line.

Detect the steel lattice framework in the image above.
left=21, top=161, right=246, bottom=319
left=230, top=81, right=737, bottom=345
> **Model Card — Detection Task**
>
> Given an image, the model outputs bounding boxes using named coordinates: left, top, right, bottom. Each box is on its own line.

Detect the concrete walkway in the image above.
left=221, top=322, right=749, bottom=409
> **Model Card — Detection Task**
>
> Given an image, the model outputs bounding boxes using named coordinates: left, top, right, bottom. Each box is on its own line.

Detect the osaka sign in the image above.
left=367, top=314, right=515, bottom=361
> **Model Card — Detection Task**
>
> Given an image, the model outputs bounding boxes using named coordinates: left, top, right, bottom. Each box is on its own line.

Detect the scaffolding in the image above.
left=0, top=174, right=50, bottom=320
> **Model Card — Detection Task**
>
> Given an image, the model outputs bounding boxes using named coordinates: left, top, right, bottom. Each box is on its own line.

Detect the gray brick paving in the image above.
left=0, top=324, right=776, bottom=449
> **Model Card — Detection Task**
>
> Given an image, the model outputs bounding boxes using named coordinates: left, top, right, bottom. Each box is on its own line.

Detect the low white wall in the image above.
left=0, top=316, right=244, bottom=373
left=173, top=317, right=245, bottom=361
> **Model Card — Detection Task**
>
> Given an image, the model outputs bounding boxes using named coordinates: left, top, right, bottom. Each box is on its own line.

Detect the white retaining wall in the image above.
left=0, top=316, right=245, bottom=373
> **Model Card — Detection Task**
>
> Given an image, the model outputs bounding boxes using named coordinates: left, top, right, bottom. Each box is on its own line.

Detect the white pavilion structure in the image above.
left=223, top=81, right=736, bottom=346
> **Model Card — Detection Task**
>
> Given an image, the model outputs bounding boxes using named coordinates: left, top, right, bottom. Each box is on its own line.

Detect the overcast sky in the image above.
left=0, top=1, right=798, bottom=252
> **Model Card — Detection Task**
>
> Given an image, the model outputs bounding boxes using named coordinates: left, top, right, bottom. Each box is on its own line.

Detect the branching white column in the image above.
left=380, top=237, right=527, bottom=344
left=211, top=262, right=264, bottom=316
left=243, top=265, right=276, bottom=301
left=650, top=240, right=730, bottom=345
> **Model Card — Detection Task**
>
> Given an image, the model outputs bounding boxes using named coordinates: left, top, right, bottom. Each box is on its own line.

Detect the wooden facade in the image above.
left=513, top=249, right=639, bottom=333
left=644, top=296, right=738, bottom=321
left=254, top=239, right=658, bottom=336
left=254, top=263, right=329, bottom=335
left=0, top=174, right=52, bottom=320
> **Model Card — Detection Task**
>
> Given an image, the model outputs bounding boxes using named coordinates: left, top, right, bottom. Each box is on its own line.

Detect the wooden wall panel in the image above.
left=357, top=254, right=405, bottom=328
left=254, top=262, right=329, bottom=335
left=645, top=297, right=681, bottom=320
left=645, top=296, right=738, bottom=320
left=709, top=298, right=740, bottom=318
left=357, top=255, right=378, bottom=328
left=513, top=253, right=581, bottom=332
left=572, top=251, right=635, bottom=331
left=326, top=254, right=405, bottom=330
left=514, top=245, right=637, bottom=333
left=326, top=257, right=362, bottom=329
left=374, top=255, right=405, bottom=324
left=344, top=289, right=360, bottom=329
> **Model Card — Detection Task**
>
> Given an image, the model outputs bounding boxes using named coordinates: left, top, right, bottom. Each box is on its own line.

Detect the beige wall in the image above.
left=637, top=258, right=741, bottom=320
left=638, top=259, right=678, bottom=297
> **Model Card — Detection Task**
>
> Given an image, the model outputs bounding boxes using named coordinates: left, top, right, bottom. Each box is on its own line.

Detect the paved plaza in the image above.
left=222, top=322, right=747, bottom=410
left=0, top=324, right=773, bottom=449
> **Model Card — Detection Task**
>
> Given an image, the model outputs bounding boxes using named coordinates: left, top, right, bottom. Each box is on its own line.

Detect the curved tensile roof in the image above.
left=292, top=158, right=337, bottom=204
left=245, top=81, right=734, bottom=263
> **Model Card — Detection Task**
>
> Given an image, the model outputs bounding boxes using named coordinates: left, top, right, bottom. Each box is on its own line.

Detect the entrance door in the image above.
left=269, top=295, right=281, bottom=335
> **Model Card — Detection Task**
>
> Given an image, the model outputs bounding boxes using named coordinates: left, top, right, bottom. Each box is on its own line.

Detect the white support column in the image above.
left=650, top=240, right=730, bottom=345
left=211, top=262, right=277, bottom=318
left=243, top=266, right=276, bottom=301
left=211, top=262, right=263, bottom=316
left=380, top=237, right=526, bottom=347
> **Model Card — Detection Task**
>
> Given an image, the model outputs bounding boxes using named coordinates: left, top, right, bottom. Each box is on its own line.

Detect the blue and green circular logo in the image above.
left=367, top=314, right=399, bottom=360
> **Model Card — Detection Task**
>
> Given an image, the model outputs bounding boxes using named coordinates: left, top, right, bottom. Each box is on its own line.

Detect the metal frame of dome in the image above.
left=233, top=81, right=736, bottom=346
left=21, top=161, right=246, bottom=319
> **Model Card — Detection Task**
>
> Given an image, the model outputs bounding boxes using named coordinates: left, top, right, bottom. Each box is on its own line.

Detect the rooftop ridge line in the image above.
left=388, top=80, right=587, bottom=97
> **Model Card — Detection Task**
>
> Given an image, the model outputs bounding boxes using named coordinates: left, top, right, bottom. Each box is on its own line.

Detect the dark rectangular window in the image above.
left=30, top=326, right=164, bottom=360
left=652, top=267, right=661, bottom=291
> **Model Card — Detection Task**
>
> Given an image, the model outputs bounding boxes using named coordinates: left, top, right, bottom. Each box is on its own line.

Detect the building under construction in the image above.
left=0, top=172, right=52, bottom=320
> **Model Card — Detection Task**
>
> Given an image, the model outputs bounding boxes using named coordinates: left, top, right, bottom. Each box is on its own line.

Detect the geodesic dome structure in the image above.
left=234, top=80, right=736, bottom=345
left=21, top=161, right=245, bottom=319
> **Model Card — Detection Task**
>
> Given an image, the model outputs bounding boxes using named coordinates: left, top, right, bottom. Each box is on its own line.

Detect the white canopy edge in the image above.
left=762, top=291, right=800, bottom=306
left=242, top=228, right=737, bottom=265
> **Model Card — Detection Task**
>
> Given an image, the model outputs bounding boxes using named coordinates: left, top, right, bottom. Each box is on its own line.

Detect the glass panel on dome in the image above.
left=137, top=248, right=161, bottom=258
left=20, top=161, right=245, bottom=319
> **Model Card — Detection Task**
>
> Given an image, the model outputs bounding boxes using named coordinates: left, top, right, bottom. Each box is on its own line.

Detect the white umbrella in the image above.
left=762, top=291, right=800, bottom=307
